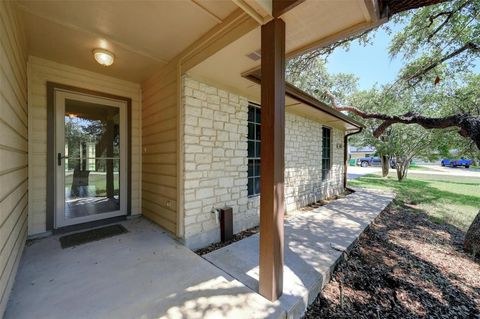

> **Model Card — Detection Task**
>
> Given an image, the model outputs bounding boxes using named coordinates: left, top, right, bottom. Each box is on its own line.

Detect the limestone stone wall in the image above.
left=182, top=77, right=254, bottom=249
left=285, top=113, right=345, bottom=212
left=182, top=76, right=345, bottom=249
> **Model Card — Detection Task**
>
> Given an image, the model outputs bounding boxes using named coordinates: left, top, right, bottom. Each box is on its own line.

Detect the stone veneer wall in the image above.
left=182, top=76, right=345, bottom=249
left=285, top=113, right=345, bottom=212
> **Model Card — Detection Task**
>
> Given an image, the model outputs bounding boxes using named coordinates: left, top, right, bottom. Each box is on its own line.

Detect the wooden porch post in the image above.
left=259, top=17, right=286, bottom=301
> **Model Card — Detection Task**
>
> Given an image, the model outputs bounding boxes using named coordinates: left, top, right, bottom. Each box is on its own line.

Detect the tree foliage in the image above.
left=389, top=0, right=480, bottom=86
left=288, top=0, right=480, bottom=161
left=288, top=0, right=480, bottom=151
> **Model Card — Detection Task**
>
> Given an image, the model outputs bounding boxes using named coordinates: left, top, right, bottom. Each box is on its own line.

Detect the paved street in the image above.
left=347, top=165, right=480, bottom=180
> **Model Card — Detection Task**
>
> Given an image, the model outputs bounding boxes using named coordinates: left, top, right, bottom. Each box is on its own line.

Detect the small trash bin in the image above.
left=349, top=159, right=356, bottom=166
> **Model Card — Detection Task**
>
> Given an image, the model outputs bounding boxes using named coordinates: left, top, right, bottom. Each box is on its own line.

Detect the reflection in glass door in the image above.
left=55, top=91, right=127, bottom=228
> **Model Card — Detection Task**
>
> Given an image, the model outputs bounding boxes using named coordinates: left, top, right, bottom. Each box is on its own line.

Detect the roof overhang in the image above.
left=244, top=70, right=364, bottom=131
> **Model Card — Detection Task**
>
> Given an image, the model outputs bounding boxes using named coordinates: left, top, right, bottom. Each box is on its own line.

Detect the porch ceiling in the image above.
left=188, top=0, right=381, bottom=101
left=15, top=0, right=238, bottom=83
left=15, top=0, right=381, bottom=85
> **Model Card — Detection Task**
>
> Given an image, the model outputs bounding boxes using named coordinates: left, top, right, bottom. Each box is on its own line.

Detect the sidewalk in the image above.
left=204, top=188, right=394, bottom=319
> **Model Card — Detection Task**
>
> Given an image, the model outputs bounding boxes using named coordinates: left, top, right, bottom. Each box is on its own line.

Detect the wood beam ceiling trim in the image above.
left=190, top=0, right=223, bottom=24
left=272, top=0, right=305, bottom=18
left=232, top=0, right=309, bottom=24
left=232, top=0, right=269, bottom=24
left=178, top=9, right=258, bottom=72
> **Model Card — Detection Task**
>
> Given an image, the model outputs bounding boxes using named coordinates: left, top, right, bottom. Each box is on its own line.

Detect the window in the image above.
left=322, top=127, right=331, bottom=180
left=247, top=104, right=261, bottom=196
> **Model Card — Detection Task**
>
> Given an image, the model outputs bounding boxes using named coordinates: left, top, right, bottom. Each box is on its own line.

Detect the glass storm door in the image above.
left=55, top=91, right=127, bottom=228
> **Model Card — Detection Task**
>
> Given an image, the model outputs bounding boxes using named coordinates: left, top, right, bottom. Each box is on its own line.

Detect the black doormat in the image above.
left=59, top=224, right=128, bottom=249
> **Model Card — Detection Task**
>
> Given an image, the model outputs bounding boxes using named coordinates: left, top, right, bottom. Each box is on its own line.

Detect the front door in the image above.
left=55, top=90, right=127, bottom=228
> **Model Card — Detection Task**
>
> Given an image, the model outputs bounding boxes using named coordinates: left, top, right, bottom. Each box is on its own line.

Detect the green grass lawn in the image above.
left=350, top=173, right=480, bottom=231
left=408, top=165, right=442, bottom=171
left=65, top=172, right=119, bottom=197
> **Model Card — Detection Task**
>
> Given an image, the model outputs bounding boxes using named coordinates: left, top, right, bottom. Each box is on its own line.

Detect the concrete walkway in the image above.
left=5, top=218, right=282, bottom=319
left=204, top=188, right=394, bottom=319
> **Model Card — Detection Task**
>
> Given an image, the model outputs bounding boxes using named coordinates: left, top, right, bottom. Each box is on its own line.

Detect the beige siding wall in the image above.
left=0, top=2, right=28, bottom=315
left=28, top=56, right=142, bottom=235
left=182, top=76, right=347, bottom=249
left=141, top=63, right=178, bottom=234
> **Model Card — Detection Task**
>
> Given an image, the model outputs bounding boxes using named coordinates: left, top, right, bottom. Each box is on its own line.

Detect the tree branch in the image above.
left=380, top=0, right=451, bottom=18
left=323, top=91, right=480, bottom=149
left=426, top=1, right=469, bottom=41
left=404, top=42, right=480, bottom=84
left=427, top=11, right=453, bottom=42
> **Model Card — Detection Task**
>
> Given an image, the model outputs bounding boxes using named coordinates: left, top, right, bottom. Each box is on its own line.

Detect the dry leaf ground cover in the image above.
left=304, top=173, right=480, bottom=318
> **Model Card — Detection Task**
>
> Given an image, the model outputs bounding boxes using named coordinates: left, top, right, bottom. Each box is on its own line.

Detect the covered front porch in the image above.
left=5, top=188, right=393, bottom=319
left=0, top=0, right=387, bottom=317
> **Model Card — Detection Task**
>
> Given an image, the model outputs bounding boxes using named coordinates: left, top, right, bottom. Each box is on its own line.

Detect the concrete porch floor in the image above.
left=203, top=188, right=394, bottom=319
left=5, top=218, right=283, bottom=319
left=5, top=187, right=393, bottom=319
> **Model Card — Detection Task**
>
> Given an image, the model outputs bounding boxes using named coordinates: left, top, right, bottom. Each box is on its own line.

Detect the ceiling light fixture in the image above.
left=93, top=48, right=114, bottom=66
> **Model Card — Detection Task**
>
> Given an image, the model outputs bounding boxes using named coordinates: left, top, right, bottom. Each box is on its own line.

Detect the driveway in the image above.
left=410, top=165, right=480, bottom=177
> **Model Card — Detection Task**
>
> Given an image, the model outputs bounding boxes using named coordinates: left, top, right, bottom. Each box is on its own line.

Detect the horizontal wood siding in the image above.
left=142, top=63, right=178, bottom=234
left=0, top=1, right=28, bottom=316
left=28, top=56, right=142, bottom=235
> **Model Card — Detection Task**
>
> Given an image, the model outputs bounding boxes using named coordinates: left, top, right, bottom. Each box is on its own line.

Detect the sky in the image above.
left=325, top=23, right=480, bottom=90
left=325, top=25, right=403, bottom=90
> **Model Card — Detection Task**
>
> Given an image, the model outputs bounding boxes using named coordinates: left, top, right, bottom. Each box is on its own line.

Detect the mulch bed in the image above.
left=303, top=201, right=480, bottom=318
left=195, top=226, right=259, bottom=256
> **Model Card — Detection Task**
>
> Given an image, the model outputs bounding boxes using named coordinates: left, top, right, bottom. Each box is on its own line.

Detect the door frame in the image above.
left=47, top=82, right=132, bottom=232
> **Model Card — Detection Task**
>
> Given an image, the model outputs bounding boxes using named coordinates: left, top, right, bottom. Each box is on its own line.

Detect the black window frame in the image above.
left=247, top=103, right=261, bottom=197
left=322, top=126, right=331, bottom=181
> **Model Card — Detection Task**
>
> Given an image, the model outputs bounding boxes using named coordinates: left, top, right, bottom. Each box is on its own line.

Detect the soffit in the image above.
left=189, top=0, right=379, bottom=98
left=15, top=0, right=238, bottom=83
left=286, top=103, right=359, bottom=131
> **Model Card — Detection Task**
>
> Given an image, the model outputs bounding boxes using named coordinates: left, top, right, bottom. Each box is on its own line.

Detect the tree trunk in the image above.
left=464, top=210, right=480, bottom=257
left=381, top=154, right=390, bottom=178
left=395, top=157, right=410, bottom=182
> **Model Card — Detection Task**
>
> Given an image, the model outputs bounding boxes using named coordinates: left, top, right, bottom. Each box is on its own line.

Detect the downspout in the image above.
left=343, top=128, right=363, bottom=189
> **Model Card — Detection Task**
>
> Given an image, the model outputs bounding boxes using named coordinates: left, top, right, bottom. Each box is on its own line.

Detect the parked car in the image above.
left=356, top=156, right=381, bottom=167
left=390, top=158, right=396, bottom=169
left=441, top=157, right=473, bottom=168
